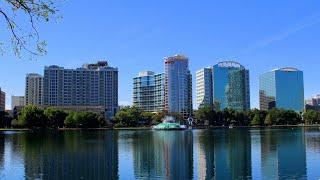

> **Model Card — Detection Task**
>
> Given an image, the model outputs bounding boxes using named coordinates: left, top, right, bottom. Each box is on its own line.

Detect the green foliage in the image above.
left=44, top=108, right=68, bottom=128
left=18, top=105, right=47, bottom=128
left=151, top=112, right=166, bottom=124
left=64, top=112, right=100, bottom=128
left=195, top=105, right=215, bottom=125
left=11, top=119, right=20, bottom=128
left=114, top=107, right=139, bottom=127
left=264, top=114, right=273, bottom=126
left=303, top=110, right=320, bottom=124
left=64, top=112, right=77, bottom=128
left=251, top=113, right=261, bottom=126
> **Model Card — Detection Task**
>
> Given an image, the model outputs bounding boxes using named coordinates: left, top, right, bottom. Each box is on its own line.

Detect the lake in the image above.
left=0, top=128, right=319, bottom=179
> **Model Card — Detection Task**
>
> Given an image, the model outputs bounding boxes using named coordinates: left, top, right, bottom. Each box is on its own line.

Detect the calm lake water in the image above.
left=0, top=128, right=319, bottom=180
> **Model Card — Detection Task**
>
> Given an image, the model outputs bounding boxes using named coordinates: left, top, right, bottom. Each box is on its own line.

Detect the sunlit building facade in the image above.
left=212, top=61, right=250, bottom=110
left=196, top=67, right=213, bottom=108
left=44, top=61, right=118, bottom=118
left=25, top=73, right=43, bottom=106
left=133, top=71, right=165, bottom=112
left=164, top=55, right=193, bottom=118
left=259, top=67, right=304, bottom=112
left=11, top=96, right=25, bottom=109
left=0, top=88, right=5, bottom=111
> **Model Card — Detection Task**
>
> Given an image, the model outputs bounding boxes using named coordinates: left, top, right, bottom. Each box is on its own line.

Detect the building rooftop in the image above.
left=272, top=67, right=301, bottom=72
left=215, top=61, right=245, bottom=69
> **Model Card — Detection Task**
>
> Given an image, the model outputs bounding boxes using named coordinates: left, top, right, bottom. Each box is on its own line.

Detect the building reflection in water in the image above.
left=132, top=130, right=193, bottom=179
left=21, top=131, right=119, bottom=180
left=196, top=129, right=252, bottom=180
left=260, top=128, right=307, bottom=179
left=0, top=128, right=319, bottom=179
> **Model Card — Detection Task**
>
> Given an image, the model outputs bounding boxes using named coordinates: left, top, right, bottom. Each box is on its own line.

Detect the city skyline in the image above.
left=1, top=1, right=320, bottom=109
left=0, top=57, right=316, bottom=111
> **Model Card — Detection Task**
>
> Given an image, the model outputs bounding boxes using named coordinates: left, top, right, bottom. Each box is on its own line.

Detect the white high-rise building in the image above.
left=11, top=96, right=25, bottom=109
left=25, top=73, right=43, bottom=106
left=44, top=61, right=118, bottom=118
left=196, top=67, right=213, bottom=108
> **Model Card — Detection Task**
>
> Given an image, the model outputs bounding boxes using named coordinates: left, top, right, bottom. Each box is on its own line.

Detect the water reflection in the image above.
left=132, top=131, right=193, bottom=179
left=0, top=131, right=119, bottom=180
left=259, top=129, right=307, bottom=179
left=196, top=129, right=252, bottom=180
left=0, top=128, right=319, bottom=179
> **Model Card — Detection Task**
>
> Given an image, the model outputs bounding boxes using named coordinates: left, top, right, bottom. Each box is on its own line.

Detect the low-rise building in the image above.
left=305, top=95, right=320, bottom=111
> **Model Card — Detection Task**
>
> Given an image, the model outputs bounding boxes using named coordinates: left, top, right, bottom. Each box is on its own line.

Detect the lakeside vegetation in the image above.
left=9, top=105, right=106, bottom=129
left=1, top=105, right=320, bottom=130
left=114, top=106, right=320, bottom=128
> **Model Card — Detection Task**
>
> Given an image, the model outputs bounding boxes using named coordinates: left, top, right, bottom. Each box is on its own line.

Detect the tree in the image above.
left=151, top=111, right=166, bottom=124
left=0, top=0, right=60, bottom=57
left=141, top=112, right=153, bottom=125
left=44, top=108, right=68, bottom=128
left=195, top=105, right=215, bottom=125
left=18, top=105, right=46, bottom=128
left=64, top=112, right=76, bottom=128
left=264, top=114, right=273, bottom=126
left=251, top=113, right=261, bottom=126
left=114, top=110, right=134, bottom=127
left=303, top=110, right=319, bottom=125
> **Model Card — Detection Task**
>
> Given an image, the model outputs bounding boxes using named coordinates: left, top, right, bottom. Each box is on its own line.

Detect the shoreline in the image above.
left=0, top=124, right=319, bottom=131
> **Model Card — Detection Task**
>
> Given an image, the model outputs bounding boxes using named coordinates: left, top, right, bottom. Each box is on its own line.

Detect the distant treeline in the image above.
left=195, top=106, right=320, bottom=126
left=10, top=105, right=106, bottom=129
left=115, top=106, right=320, bottom=127
left=1, top=105, right=320, bottom=129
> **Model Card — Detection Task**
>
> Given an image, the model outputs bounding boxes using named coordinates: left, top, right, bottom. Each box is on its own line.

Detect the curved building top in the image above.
left=273, top=67, right=301, bottom=72
left=215, top=61, right=245, bottom=69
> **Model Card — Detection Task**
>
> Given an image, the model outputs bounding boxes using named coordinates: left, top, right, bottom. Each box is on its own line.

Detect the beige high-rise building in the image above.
left=0, top=88, right=5, bottom=111
left=25, top=73, right=43, bottom=106
left=11, top=96, right=25, bottom=109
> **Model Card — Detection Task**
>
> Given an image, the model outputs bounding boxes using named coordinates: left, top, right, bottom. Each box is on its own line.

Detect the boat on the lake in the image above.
left=152, top=116, right=187, bottom=130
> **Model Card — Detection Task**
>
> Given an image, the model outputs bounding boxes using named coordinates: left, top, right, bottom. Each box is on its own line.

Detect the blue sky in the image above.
left=1, top=0, right=320, bottom=109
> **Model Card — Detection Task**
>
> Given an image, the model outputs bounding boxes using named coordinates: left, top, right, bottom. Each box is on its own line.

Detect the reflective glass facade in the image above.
left=164, top=55, right=193, bottom=118
left=133, top=71, right=164, bottom=112
left=212, top=61, right=250, bottom=111
left=259, top=68, right=304, bottom=112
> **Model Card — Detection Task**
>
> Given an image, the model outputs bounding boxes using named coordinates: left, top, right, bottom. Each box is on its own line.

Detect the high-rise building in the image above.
left=25, top=73, right=43, bottom=106
left=211, top=61, right=250, bottom=111
left=0, top=88, right=5, bottom=111
left=259, top=67, right=304, bottom=112
left=43, top=61, right=118, bottom=118
left=196, top=67, right=213, bottom=108
left=164, top=55, right=193, bottom=118
left=133, top=71, right=164, bottom=112
left=11, top=96, right=25, bottom=109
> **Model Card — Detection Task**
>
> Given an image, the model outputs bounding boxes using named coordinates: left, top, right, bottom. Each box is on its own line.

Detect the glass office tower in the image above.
left=212, top=61, right=250, bottom=111
left=164, top=55, right=193, bottom=118
left=133, top=71, right=164, bottom=112
left=259, top=67, right=304, bottom=112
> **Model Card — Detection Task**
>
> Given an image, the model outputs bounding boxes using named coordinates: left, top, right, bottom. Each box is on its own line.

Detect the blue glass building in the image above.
left=259, top=67, right=304, bottom=112
left=164, top=55, right=193, bottom=118
left=212, top=61, right=250, bottom=111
